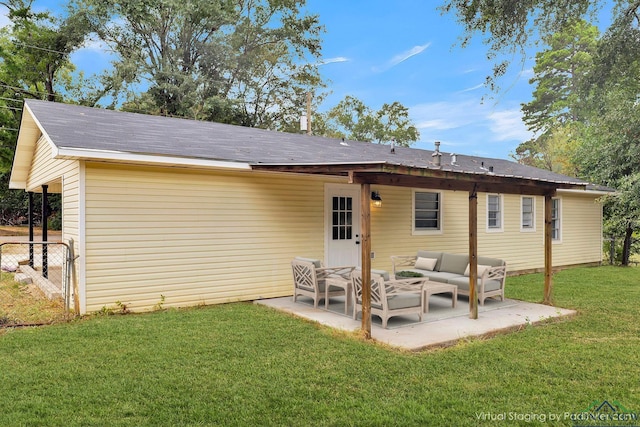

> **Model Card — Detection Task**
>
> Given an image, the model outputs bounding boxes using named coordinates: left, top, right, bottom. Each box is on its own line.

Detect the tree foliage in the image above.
left=72, top=0, right=325, bottom=129
left=0, top=1, right=85, bottom=223
left=316, top=96, right=420, bottom=146
left=513, top=19, right=598, bottom=174
left=441, top=1, right=640, bottom=264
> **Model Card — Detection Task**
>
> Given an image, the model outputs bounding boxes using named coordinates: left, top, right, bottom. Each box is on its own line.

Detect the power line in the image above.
left=0, top=96, right=22, bottom=103
left=12, top=41, right=70, bottom=56
left=0, top=105, right=22, bottom=111
left=0, top=83, right=64, bottom=99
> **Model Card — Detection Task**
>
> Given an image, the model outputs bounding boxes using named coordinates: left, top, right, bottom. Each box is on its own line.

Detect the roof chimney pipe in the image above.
left=432, top=141, right=442, bottom=167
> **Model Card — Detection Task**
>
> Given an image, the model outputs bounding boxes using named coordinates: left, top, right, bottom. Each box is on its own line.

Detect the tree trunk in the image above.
left=622, top=224, right=633, bottom=266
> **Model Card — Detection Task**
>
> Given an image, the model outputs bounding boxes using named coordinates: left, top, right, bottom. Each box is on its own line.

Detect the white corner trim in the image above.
left=55, top=146, right=252, bottom=170
left=78, top=161, right=87, bottom=315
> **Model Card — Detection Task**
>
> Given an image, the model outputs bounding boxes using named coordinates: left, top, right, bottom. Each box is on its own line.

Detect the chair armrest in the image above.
left=479, top=265, right=507, bottom=287
left=317, top=266, right=355, bottom=280
left=384, top=278, right=427, bottom=295
left=390, top=255, right=418, bottom=275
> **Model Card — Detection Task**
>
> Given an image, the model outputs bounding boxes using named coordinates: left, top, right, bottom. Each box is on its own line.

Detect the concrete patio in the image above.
left=256, top=294, right=576, bottom=351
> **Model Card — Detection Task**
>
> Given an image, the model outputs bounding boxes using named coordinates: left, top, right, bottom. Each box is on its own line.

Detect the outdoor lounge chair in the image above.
left=291, top=257, right=355, bottom=313
left=351, top=270, right=426, bottom=329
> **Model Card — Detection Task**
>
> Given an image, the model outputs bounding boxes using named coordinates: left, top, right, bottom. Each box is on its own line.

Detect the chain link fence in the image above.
left=0, top=240, right=76, bottom=312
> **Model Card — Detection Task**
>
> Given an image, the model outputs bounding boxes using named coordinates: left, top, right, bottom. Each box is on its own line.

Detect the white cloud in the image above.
left=319, top=57, right=349, bottom=65
left=458, top=83, right=484, bottom=93
left=373, top=42, right=431, bottom=72
left=519, top=68, right=534, bottom=79
left=409, top=98, right=532, bottom=158
left=488, top=109, right=531, bottom=142
left=78, top=37, right=111, bottom=54
left=0, top=7, right=12, bottom=28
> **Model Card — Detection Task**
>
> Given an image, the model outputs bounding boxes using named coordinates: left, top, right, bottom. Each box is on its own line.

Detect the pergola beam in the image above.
left=349, top=171, right=565, bottom=196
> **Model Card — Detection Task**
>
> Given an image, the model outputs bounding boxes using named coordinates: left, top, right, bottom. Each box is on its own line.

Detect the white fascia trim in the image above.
left=557, top=188, right=612, bottom=196
left=24, top=103, right=59, bottom=156
left=55, top=147, right=251, bottom=170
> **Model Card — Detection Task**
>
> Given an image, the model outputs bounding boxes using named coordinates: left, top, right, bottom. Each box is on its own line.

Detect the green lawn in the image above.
left=1, top=266, right=639, bottom=426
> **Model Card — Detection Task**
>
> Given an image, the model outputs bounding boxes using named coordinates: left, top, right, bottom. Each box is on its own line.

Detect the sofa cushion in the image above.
left=463, top=264, right=492, bottom=277
left=447, top=276, right=502, bottom=292
left=416, top=251, right=443, bottom=271
left=386, top=293, right=421, bottom=310
left=415, top=257, right=438, bottom=271
left=439, top=253, right=469, bottom=275
left=477, top=256, right=504, bottom=267
left=420, top=271, right=461, bottom=283
left=356, top=268, right=390, bottom=281
left=294, top=257, right=322, bottom=268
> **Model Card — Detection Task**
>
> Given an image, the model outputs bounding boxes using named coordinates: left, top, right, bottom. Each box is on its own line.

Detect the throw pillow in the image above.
left=415, top=257, right=438, bottom=271
left=464, top=264, right=492, bottom=277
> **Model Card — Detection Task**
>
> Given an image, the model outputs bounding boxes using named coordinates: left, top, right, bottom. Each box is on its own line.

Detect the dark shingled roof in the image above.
left=26, top=99, right=592, bottom=186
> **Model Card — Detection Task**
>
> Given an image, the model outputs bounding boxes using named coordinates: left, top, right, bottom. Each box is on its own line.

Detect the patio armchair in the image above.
left=351, top=270, right=426, bottom=329
left=291, top=257, right=355, bottom=313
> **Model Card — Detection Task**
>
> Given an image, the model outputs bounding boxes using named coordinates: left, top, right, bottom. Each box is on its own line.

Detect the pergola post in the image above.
left=468, top=187, right=478, bottom=319
left=543, top=193, right=554, bottom=305
left=360, top=183, right=372, bottom=338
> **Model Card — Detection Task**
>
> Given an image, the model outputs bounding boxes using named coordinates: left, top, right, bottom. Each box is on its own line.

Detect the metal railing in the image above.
left=0, top=240, right=77, bottom=313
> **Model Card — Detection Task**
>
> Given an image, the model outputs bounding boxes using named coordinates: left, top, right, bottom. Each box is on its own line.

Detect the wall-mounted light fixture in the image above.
left=371, top=191, right=382, bottom=208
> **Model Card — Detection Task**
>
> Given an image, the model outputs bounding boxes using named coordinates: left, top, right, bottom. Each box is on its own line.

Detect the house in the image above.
left=9, top=100, right=608, bottom=314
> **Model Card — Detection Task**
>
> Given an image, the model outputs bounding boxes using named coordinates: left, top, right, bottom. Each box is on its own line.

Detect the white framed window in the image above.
left=521, top=196, right=536, bottom=232
left=412, top=190, right=442, bottom=234
left=551, top=197, right=561, bottom=241
left=486, top=194, right=503, bottom=232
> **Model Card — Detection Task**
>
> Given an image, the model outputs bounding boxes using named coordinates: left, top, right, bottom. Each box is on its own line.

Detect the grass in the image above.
left=0, top=278, right=66, bottom=325
left=1, top=266, right=639, bottom=426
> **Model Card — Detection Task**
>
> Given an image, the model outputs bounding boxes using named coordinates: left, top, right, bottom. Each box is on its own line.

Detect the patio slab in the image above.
left=255, top=295, right=576, bottom=351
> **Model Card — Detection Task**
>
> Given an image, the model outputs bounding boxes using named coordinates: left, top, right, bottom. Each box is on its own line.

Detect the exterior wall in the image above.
left=80, top=162, right=603, bottom=313
left=369, top=186, right=603, bottom=273
left=26, top=135, right=76, bottom=192
left=83, top=163, right=333, bottom=312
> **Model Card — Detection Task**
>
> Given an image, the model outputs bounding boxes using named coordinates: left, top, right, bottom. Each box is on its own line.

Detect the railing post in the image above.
left=42, top=185, right=48, bottom=278
left=28, top=191, right=34, bottom=267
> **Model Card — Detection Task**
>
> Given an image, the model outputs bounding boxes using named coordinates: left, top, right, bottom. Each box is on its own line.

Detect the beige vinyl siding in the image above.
left=549, top=192, right=603, bottom=266
left=371, top=186, right=471, bottom=272
left=83, top=163, right=328, bottom=312
left=26, top=135, right=77, bottom=192
left=61, top=167, right=80, bottom=248
left=370, top=186, right=602, bottom=273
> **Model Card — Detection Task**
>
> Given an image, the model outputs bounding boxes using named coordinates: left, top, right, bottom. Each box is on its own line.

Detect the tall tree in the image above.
left=317, top=96, right=420, bottom=146
left=0, top=1, right=89, bottom=224
left=74, top=0, right=324, bottom=129
left=514, top=19, right=598, bottom=174
left=439, top=1, right=640, bottom=91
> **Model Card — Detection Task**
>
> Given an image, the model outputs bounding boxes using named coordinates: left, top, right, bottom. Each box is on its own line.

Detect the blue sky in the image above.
left=304, top=0, right=536, bottom=160
left=2, top=1, right=609, bottom=160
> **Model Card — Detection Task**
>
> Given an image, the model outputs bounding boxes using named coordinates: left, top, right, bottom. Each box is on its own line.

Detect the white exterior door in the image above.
left=325, top=184, right=361, bottom=267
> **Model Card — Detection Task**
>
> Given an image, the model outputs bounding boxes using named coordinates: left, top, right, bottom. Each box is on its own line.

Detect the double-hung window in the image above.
left=413, top=190, right=441, bottom=233
left=551, top=198, right=561, bottom=241
left=521, top=196, right=535, bottom=231
left=487, top=194, right=503, bottom=231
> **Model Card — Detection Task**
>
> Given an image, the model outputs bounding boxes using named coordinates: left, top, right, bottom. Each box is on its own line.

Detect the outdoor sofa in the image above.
left=391, top=250, right=507, bottom=305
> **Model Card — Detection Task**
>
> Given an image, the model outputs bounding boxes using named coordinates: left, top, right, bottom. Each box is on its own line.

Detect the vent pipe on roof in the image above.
left=432, top=141, right=442, bottom=167
left=390, top=138, right=396, bottom=154
left=450, top=153, right=457, bottom=166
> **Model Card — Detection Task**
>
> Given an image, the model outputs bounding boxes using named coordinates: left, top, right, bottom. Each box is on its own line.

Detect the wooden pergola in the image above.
left=254, top=162, right=587, bottom=338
